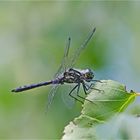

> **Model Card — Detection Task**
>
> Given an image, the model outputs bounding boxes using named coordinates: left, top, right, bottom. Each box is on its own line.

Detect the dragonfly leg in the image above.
left=82, top=82, right=89, bottom=94
left=88, top=82, right=104, bottom=93
left=81, top=82, right=97, bottom=104
left=69, top=84, right=83, bottom=104
left=76, top=83, right=86, bottom=100
left=91, top=79, right=103, bottom=83
left=70, top=83, right=91, bottom=103
left=72, top=82, right=92, bottom=103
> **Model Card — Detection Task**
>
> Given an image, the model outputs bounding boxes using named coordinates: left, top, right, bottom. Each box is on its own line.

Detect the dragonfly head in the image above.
left=83, top=68, right=94, bottom=82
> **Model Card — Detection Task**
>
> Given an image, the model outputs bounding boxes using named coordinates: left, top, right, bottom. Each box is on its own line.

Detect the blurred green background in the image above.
left=1, top=1, right=140, bottom=139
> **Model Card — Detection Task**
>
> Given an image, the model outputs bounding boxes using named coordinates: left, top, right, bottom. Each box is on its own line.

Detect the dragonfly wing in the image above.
left=46, top=85, right=59, bottom=110
left=54, top=37, right=71, bottom=78
left=69, top=28, right=96, bottom=68
left=46, top=38, right=71, bottom=110
left=54, top=28, right=96, bottom=77
left=61, top=84, right=75, bottom=109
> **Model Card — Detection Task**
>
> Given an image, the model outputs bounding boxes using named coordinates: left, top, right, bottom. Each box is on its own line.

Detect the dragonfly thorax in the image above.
left=62, top=68, right=94, bottom=84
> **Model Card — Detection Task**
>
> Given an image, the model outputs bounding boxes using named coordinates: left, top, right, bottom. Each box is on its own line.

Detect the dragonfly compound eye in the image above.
left=84, top=71, right=94, bottom=82
left=88, top=72, right=94, bottom=79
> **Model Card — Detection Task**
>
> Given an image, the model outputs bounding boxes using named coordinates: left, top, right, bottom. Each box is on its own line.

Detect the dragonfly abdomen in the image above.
left=11, top=81, right=53, bottom=92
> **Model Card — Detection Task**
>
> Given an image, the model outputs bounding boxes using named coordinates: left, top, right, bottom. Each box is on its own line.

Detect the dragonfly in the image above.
left=11, top=27, right=98, bottom=107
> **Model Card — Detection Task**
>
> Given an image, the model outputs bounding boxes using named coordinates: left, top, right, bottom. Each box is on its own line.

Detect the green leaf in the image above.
left=82, top=80, right=136, bottom=121
left=62, top=80, right=137, bottom=140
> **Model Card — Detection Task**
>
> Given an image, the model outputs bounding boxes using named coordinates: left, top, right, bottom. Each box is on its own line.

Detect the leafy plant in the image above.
left=62, top=80, right=139, bottom=140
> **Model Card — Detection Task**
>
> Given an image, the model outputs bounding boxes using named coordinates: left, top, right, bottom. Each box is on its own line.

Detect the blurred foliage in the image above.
left=95, top=114, right=140, bottom=140
left=0, top=1, right=140, bottom=139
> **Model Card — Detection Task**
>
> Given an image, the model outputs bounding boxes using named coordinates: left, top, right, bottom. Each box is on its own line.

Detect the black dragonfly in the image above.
left=12, top=27, right=99, bottom=107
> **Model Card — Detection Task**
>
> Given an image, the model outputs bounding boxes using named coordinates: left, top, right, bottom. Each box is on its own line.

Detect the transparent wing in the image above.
left=54, top=37, right=71, bottom=78
left=69, top=27, right=96, bottom=68
left=46, top=38, right=71, bottom=110
left=54, top=28, right=96, bottom=77
left=46, top=85, right=59, bottom=110
left=61, top=84, right=75, bottom=109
